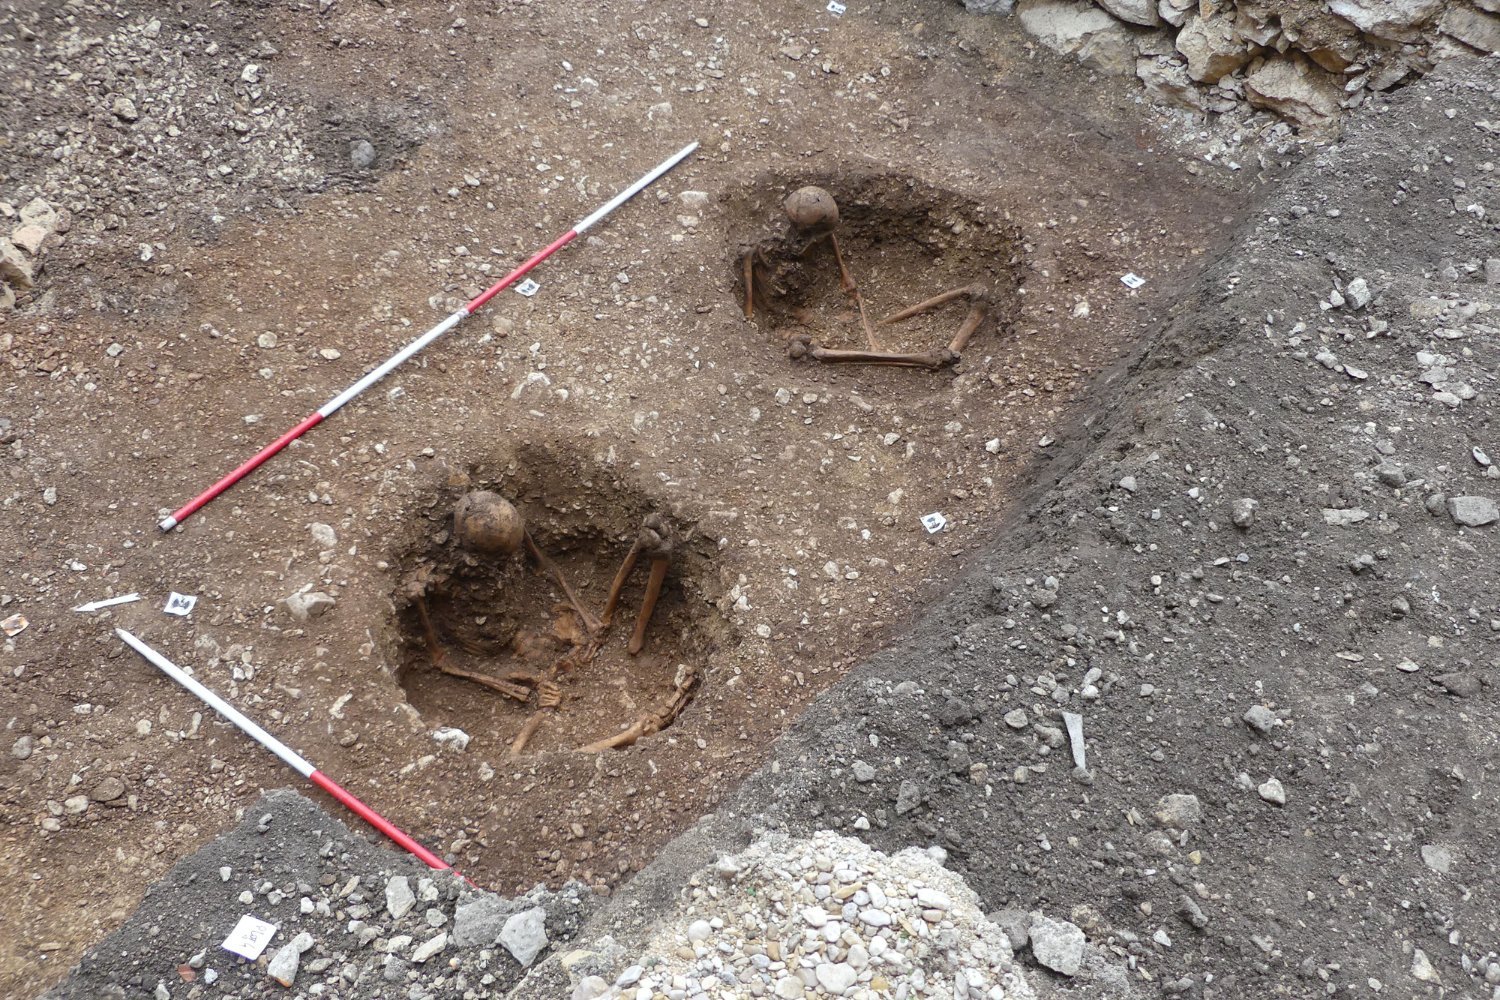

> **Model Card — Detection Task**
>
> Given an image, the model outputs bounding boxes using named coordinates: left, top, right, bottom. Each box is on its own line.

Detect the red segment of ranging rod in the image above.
left=116, top=628, right=464, bottom=879
left=158, top=141, right=699, bottom=532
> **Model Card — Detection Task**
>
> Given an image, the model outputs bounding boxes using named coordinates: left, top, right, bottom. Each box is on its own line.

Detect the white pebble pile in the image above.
left=570, top=830, right=1035, bottom=1000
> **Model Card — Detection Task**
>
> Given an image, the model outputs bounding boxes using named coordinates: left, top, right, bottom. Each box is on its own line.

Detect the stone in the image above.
left=19, top=197, right=58, bottom=231
left=90, top=776, right=127, bottom=802
left=112, top=96, right=139, bottom=121
left=1242, top=705, right=1278, bottom=733
left=1174, top=13, right=1250, bottom=83
left=814, top=962, right=858, bottom=994
left=411, top=932, right=447, bottom=963
left=572, top=976, right=609, bottom=1000
left=309, top=522, right=337, bottom=548
left=350, top=140, right=377, bottom=169
left=1097, top=0, right=1159, bottom=25
left=11, top=735, right=34, bottom=760
left=1420, top=844, right=1454, bottom=874
left=0, top=238, right=35, bottom=289
left=1019, top=1, right=1133, bottom=73
left=1245, top=57, right=1345, bottom=129
left=499, top=907, right=548, bottom=967
left=894, top=779, right=923, bottom=815
left=1257, top=778, right=1287, bottom=805
left=1322, top=508, right=1369, bottom=527
left=1433, top=672, right=1481, bottom=698
left=1231, top=498, right=1257, bottom=528
left=851, top=760, right=876, bottom=782
left=1410, top=948, right=1439, bottom=983
left=962, top=0, right=1017, bottom=11
left=1485, top=258, right=1500, bottom=285
left=1375, top=464, right=1407, bottom=487
left=1327, top=0, right=1443, bottom=41
left=1345, top=277, right=1372, bottom=309
left=1030, top=915, right=1086, bottom=976
left=386, top=876, right=416, bottom=919
left=1136, top=57, right=1203, bottom=109
left=267, top=932, right=313, bottom=986
left=1003, top=708, right=1029, bottom=729
left=1153, top=793, right=1202, bottom=828
left=1157, top=0, right=1192, bottom=26
left=990, top=908, right=1031, bottom=951
left=774, top=977, right=805, bottom=999
left=285, top=590, right=337, bottom=621
left=451, top=895, right=513, bottom=947
left=1439, top=7, right=1500, bottom=53
left=1446, top=496, right=1499, bottom=527
left=11, top=225, right=48, bottom=255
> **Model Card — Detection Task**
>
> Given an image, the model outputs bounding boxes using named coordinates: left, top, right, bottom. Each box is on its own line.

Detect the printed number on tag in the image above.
left=827, top=1, right=847, bottom=15
left=1120, top=272, right=1146, bottom=289
left=920, top=512, right=947, bottom=534
left=515, top=278, right=541, bottom=297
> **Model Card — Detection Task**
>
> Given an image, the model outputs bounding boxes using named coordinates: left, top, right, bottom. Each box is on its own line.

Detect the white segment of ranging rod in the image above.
left=116, top=628, right=316, bottom=778
left=318, top=310, right=467, bottom=418
left=573, top=141, right=700, bottom=233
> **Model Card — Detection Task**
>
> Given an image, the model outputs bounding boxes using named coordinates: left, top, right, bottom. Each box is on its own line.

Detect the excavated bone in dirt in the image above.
left=787, top=334, right=959, bottom=370
left=882, top=282, right=990, bottom=356
left=578, top=662, right=698, bottom=752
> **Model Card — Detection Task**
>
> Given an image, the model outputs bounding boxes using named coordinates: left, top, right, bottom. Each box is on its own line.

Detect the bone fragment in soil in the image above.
left=578, top=662, right=699, bottom=753
left=523, top=528, right=602, bottom=635
left=628, top=556, right=670, bottom=656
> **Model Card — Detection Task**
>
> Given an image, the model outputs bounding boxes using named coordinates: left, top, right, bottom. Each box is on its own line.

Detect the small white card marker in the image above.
left=221, top=914, right=277, bottom=960
left=163, top=592, right=198, bottom=616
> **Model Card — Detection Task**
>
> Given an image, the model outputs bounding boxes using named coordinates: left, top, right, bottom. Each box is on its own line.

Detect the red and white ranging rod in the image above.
left=159, top=140, right=700, bottom=532
left=117, top=628, right=464, bottom=878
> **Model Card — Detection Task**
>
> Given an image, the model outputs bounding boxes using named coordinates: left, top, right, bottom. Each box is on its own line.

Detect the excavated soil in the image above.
left=0, top=0, right=1257, bottom=995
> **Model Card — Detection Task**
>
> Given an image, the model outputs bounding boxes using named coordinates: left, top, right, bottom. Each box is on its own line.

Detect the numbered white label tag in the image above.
left=827, top=1, right=847, bottom=15
left=515, top=278, right=541, bottom=297
left=164, top=592, right=198, bottom=616
left=1120, top=272, right=1146, bottom=289
left=920, top=512, right=947, bottom=534
left=222, top=914, right=277, bottom=960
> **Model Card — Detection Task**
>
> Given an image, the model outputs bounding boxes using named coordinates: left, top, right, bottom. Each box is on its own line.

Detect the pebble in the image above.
left=1257, top=778, right=1287, bottom=805
left=1323, top=508, right=1369, bottom=526
left=1446, top=495, right=1499, bottom=527
left=386, top=876, right=416, bottom=919
left=500, top=906, right=548, bottom=967
left=1153, top=793, right=1202, bottom=828
left=1231, top=497, right=1257, bottom=527
left=1242, top=705, right=1278, bottom=733
left=411, top=931, right=447, bottom=964
left=285, top=590, right=337, bottom=621
left=1003, top=708, right=1029, bottom=729
left=1029, top=915, right=1085, bottom=976
left=350, top=139, right=377, bottom=169
left=850, top=760, right=876, bottom=783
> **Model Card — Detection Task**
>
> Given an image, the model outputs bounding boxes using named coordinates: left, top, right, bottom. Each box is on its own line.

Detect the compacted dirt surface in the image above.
left=3, top=0, right=1497, bottom=998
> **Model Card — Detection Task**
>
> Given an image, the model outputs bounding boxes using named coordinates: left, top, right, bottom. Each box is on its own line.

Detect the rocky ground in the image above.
left=6, top=0, right=1500, bottom=998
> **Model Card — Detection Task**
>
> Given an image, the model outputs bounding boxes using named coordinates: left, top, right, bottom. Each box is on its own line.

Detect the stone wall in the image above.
left=963, top=0, right=1499, bottom=129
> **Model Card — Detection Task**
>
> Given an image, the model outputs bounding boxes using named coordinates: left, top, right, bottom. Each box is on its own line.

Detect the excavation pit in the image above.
left=731, top=172, right=1022, bottom=366
left=392, top=470, right=716, bottom=758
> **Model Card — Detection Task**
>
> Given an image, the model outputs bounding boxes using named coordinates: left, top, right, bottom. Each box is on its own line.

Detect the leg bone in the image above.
left=628, top=556, right=670, bottom=656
